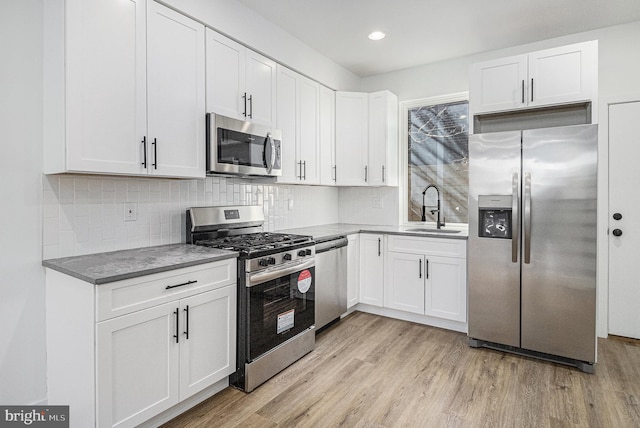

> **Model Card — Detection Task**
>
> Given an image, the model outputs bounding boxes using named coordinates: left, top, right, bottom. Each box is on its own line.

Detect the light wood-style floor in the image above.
left=161, top=311, right=640, bottom=427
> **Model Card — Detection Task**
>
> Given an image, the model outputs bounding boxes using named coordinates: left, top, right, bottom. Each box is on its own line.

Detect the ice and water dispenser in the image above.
left=477, top=195, right=512, bottom=239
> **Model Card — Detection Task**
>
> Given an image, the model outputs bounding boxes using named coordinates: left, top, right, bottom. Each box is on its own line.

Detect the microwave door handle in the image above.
left=264, top=133, right=275, bottom=174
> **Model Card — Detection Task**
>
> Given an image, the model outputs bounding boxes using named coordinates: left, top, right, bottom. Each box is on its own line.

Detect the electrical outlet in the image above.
left=372, top=196, right=383, bottom=209
left=124, top=202, right=137, bottom=222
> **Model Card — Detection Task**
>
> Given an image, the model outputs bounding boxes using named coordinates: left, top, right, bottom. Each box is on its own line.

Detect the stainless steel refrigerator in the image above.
left=467, top=124, right=597, bottom=372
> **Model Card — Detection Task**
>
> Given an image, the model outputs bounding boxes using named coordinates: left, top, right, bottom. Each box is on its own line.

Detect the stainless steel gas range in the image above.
left=186, top=205, right=315, bottom=392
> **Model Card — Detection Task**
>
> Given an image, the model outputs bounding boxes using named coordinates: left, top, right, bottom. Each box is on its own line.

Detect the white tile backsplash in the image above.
left=42, top=174, right=340, bottom=258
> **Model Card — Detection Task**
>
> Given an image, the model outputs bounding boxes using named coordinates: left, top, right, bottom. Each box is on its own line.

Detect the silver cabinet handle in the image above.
left=365, top=166, right=368, bottom=183
left=248, top=94, right=253, bottom=119
left=524, top=172, right=532, bottom=264
left=521, top=80, right=525, bottom=104
left=242, top=92, right=247, bottom=117
left=382, top=165, right=385, bottom=183
left=512, top=173, right=519, bottom=263
left=531, top=78, right=534, bottom=102
left=303, top=160, right=306, bottom=180
left=332, top=165, right=337, bottom=182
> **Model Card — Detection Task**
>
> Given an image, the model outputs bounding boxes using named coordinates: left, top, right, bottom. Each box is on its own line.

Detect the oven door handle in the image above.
left=247, top=258, right=315, bottom=288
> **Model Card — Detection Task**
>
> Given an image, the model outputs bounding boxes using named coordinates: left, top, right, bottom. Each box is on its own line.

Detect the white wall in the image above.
left=163, top=0, right=361, bottom=91
left=0, top=0, right=47, bottom=405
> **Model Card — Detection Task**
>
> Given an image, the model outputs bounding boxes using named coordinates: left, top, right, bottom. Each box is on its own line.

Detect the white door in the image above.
left=335, top=91, right=368, bottom=185
left=97, top=303, right=179, bottom=428
left=179, top=286, right=236, bottom=400
left=528, top=42, right=595, bottom=108
left=359, top=234, right=384, bottom=307
left=384, top=252, right=425, bottom=315
left=425, top=256, right=467, bottom=322
left=298, top=76, right=320, bottom=184
left=608, top=101, right=640, bottom=339
left=319, top=85, right=336, bottom=186
left=65, top=0, right=147, bottom=175
left=205, top=29, right=245, bottom=119
left=468, top=54, right=528, bottom=114
left=147, top=1, right=205, bottom=178
left=275, top=65, right=299, bottom=183
left=245, top=50, right=277, bottom=127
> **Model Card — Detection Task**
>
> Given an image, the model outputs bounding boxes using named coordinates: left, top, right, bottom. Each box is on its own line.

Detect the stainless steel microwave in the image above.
left=206, top=113, right=282, bottom=177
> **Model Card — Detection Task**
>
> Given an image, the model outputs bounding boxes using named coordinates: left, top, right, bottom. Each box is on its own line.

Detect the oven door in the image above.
left=246, top=258, right=315, bottom=361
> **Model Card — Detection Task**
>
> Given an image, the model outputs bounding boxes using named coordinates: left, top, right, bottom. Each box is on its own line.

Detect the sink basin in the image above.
left=405, top=228, right=461, bottom=234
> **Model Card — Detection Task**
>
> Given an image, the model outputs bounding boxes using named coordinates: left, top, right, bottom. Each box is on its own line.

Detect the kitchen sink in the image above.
left=405, top=228, right=461, bottom=234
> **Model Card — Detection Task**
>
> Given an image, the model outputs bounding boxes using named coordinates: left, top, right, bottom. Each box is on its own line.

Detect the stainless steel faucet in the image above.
left=421, top=184, right=445, bottom=229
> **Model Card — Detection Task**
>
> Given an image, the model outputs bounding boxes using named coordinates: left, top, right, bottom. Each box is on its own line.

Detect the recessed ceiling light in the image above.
left=368, top=31, right=386, bottom=41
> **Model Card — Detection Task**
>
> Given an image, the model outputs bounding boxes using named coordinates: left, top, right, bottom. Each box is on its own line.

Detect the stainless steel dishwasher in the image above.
left=315, top=236, right=348, bottom=331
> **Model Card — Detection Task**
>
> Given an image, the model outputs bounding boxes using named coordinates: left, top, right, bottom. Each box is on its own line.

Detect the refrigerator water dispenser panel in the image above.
left=478, top=195, right=512, bottom=239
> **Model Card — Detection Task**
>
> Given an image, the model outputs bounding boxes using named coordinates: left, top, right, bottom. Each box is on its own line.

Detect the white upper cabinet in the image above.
left=335, top=90, right=398, bottom=186
left=205, top=29, right=276, bottom=127
left=275, top=65, right=320, bottom=184
left=319, top=85, right=337, bottom=186
left=335, top=92, right=369, bottom=186
left=44, top=0, right=205, bottom=178
left=368, top=90, right=399, bottom=186
left=147, top=2, right=205, bottom=178
left=469, top=41, right=597, bottom=115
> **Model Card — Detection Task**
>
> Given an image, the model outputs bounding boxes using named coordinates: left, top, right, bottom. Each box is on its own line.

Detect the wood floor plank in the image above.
left=161, top=312, right=640, bottom=428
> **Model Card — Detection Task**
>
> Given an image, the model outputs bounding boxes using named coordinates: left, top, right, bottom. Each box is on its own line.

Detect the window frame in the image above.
left=399, top=91, right=469, bottom=225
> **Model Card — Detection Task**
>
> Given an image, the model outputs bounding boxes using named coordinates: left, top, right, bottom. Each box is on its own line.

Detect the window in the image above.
left=405, top=96, right=469, bottom=224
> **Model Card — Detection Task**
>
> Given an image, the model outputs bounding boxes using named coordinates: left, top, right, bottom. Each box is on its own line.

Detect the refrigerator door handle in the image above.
left=524, top=172, right=532, bottom=264
left=512, top=173, right=519, bottom=263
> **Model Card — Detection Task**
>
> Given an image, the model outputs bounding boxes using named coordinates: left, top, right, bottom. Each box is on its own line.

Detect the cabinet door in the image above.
left=528, top=42, right=595, bottom=107
left=275, top=65, right=300, bottom=183
left=97, top=303, right=179, bottom=428
left=425, top=256, right=467, bottom=322
left=346, top=234, right=360, bottom=308
left=469, top=55, right=528, bottom=114
left=147, top=1, right=205, bottom=178
left=245, top=50, right=277, bottom=127
left=335, top=92, right=368, bottom=186
left=179, top=286, right=236, bottom=400
left=359, top=234, right=384, bottom=307
left=65, top=0, right=146, bottom=174
left=205, top=29, right=246, bottom=120
left=384, top=252, right=425, bottom=315
left=319, top=85, right=336, bottom=186
left=298, top=76, right=320, bottom=184
left=368, top=91, right=398, bottom=186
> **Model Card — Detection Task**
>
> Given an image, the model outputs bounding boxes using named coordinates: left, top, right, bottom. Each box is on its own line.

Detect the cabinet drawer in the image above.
left=97, top=259, right=236, bottom=321
left=388, top=235, right=466, bottom=258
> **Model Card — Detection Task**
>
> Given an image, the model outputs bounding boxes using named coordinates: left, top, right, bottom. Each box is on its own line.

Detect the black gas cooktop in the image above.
left=195, top=232, right=313, bottom=257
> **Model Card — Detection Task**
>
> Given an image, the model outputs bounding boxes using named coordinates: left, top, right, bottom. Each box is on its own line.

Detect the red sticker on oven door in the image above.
left=298, top=269, right=312, bottom=293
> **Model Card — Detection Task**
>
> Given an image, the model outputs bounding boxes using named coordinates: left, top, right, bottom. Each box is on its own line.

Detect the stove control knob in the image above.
left=298, top=250, right=306, bottom=257
left=258, top=258, right=269, bottom=267
left=305, top=249, right=312, bottom=256
left=268, top=257, right=276, bottom=265
left=283, top=253, right=292, bottom=261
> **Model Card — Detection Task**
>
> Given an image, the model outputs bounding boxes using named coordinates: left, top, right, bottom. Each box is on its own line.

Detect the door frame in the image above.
left=599, top=93, right=640, bottom=338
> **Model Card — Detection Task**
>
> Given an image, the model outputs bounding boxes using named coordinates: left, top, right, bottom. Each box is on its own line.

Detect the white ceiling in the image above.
left=236, top=0, right=640, bottom=77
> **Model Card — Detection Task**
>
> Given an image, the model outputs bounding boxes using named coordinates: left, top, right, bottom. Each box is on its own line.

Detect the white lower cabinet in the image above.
left=46, top=259, right=236, bottom=428
left=96, top=286, right=235, bottom=427
left=384, top=235, right=467, bottom=323
left=359, top=234, right=385, bottom=307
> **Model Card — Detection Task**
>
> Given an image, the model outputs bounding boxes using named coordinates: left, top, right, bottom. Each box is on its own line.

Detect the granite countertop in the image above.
left=277, top=223, right=469, bottom=241
left=42, top=244, right=238, bottom=285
